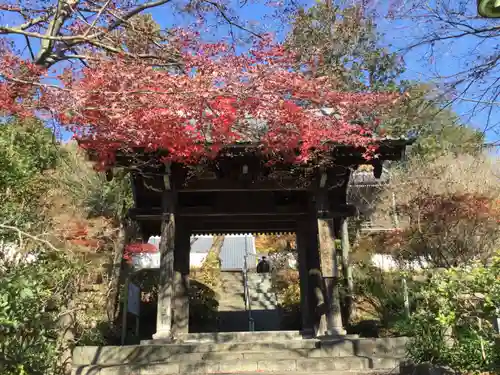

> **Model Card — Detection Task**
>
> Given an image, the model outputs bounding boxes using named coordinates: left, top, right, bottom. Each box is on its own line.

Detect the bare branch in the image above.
left=204, top=0, right=262, bottom=39
left=24, top=35, right=35, bottom=60
left=0, top=0, right=269, bottom=68
left=85, top=0, right=175, bottom=40
left=0, top=223, right=64, bottom=253
left=83, top=0, right=112, bottom=37
left=457, top=97, right=500, bottom=106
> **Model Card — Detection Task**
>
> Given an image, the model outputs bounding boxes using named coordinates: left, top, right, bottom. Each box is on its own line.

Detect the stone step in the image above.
left=218, top=294, right=245, bottom=301
left=219, top=288, right=244, bottom=293
left=73, top=356, right=401, bottom=375
left=218, top=296, right=245, bottom=303
left=221, top=287, right=243, bottom=293
left=169, top=330, right=304, bottom=343
left=76, top=337, right=408, bottom=366
left=74, top=369, right=394, bottom=375
left=217, top=298, right=246, bottom=311
left=221, top=275, right=243, bottom=280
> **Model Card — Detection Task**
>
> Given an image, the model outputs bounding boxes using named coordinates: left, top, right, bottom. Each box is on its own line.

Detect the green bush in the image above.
left=405, top=253, right=500, bottom=374
left=189, top=280, right=219, bottom=332
left=0, top=119, right=60, bottom=238
left=133, top=270, right=220, bottom=334
left=272, top=269, right=301, bottom=330
left=353, top=265, right=419, bottom=335
left=0, top=248, right=80, bottom=375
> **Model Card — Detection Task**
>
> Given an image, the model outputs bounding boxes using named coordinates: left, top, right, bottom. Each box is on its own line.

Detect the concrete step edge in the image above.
left=74, top=368, right=396, bottom=375
left=73, top=352, right=406, bottom=366
left=73, top=360, right=400, bottom=375
left=73, top=356, right=404, bottom=368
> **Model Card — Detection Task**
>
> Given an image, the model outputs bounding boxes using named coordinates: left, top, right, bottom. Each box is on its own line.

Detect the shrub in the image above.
left=0, top=247, right=80, bottom=375
left=189, top=280, right=219, bottom=333
left=273, top=269, right=301, bottom=329
left=374, top=155, right=500, bottom=268
left=352, top=265, right=421, bottom=336
left=274, top=269, right=300, bottom=308
left=128, top=270, right=220, bottom=335
left=405, top=252, right=500, bottom=374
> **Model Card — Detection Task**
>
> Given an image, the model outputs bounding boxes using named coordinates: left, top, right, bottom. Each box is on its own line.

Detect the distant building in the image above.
left=218, top=235, right=256, bottom=271
left=145, top=234, right=256, bottom=270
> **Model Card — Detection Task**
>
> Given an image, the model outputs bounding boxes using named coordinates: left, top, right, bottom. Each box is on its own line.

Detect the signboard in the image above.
left=127, top=282, right=141, bottom=316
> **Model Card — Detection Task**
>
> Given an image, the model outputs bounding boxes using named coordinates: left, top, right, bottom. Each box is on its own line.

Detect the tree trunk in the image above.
left=202, top=235, right=225, bottom=268
left=210, top=235, right=225, bottom=259
left=199, top=236, right=225, bottom=290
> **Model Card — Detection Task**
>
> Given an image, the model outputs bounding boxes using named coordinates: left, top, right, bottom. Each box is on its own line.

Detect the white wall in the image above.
left=190, top=253, right=209, bottom=269
left=371, top=253, right=428, bottom=271
left=0, top=241, right=38, bottom=267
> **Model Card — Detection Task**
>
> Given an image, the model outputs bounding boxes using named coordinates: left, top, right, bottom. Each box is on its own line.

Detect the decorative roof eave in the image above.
left=192, top=230, right=295, bottom=236
left=79, top=138, right=414, bottom=170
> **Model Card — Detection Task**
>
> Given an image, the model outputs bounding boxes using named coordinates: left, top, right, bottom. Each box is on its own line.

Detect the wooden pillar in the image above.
left=316, top=184, right=346, bottom=336
left=305, top=217, right=326, bottom=337
left=296, top=223, right=313, bottom=337
left=153, top=172, right=176, bottom=340
left=172, top=223, right=191, bottom=336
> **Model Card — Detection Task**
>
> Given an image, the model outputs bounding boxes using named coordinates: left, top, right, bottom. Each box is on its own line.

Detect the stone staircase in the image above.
left=72, top=333, right=408, bottom=374
left=247, top=273, right=278, bottom=309
left=217, top=271, right=281, bottom=332
left=217, top=271, right=248, bottom=332
left=246, top=273, right=281, bottom=331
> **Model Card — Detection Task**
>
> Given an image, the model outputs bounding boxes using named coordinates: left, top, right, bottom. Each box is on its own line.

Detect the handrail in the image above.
left=243, top=254, right=254, bottom=331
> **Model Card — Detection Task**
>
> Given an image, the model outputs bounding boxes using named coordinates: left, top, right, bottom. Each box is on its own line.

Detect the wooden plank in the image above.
left=190, top=219, right=297, bottom=234
left=174, top=178, right=308, bottom=192
left=128, top=204, right=355, bottom=219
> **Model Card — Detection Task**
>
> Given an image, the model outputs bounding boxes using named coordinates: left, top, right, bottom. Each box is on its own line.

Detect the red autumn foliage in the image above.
left=61, top=221, right=104, bottom=250
left=123, top=242, right=158, bottom=262
left=0, top=32, right=399, bottom=167
left=364, top=193, right=500, bottom=267
left=401, top=193, right=498, bottom=222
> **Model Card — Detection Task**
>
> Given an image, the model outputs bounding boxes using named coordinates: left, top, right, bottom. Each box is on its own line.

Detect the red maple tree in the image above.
left=0, top=31, right=399, bottom=167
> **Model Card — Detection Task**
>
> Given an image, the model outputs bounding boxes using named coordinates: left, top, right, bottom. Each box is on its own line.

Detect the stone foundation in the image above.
left=73, top=335, right=409, bottom=375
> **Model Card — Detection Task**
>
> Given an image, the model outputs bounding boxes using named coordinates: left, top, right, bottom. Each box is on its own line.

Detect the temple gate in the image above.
left=97, top=140, right=410, bottom=341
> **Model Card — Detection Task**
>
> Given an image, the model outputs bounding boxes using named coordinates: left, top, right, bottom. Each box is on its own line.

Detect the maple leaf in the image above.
left=0, top=31, right=399, bottom=166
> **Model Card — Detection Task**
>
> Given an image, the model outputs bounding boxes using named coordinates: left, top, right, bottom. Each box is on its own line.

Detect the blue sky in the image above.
left=376, top=5, right=500, bottom=144
left=145, top=0, right=499, bottom=142
left=3, top=0, right=499, bottom=143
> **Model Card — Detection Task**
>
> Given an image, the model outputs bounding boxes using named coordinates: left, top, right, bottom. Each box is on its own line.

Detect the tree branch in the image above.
left=204, top=0, right=262, bottom=39
left=83, top=0, right=112, bottom=37
left=0, top=223, right=64, bottom=253
left=85, top=0, right=175, bottom=40
left=24, top=35, right=35, bottom=60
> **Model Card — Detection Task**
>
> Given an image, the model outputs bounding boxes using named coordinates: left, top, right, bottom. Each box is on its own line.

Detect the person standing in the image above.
left=256, top=256, right=271, bottom=273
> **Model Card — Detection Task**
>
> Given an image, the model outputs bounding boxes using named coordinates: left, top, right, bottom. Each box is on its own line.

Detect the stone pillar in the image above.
left=153, top=211, right=175, bottom=340
left=340, top=217, right=354, bottom=325
left=153, top=173, right=176, bottom=340
left=304, top=216, right=325, bottom=337
left=317, top=218, right=346, bottom=336
left=172, top=223, right=191, bottom=337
